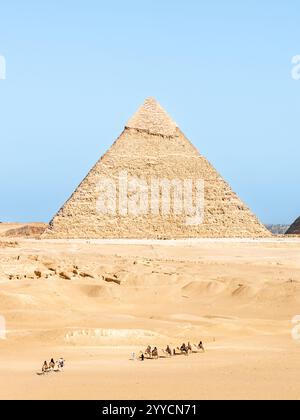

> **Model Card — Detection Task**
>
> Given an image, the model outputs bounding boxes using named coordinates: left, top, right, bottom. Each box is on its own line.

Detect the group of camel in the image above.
left=140, top=341, right=205, bottom=360
left=37, top=358, right=65, bottom=375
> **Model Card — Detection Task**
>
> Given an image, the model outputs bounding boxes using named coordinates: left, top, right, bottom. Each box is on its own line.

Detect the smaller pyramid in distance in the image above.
left=286, top=216, right=300, bottom=235
left=43, top=97, right=271, bottom=239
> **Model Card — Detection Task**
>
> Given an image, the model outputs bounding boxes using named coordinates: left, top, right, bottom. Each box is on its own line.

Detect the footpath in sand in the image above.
left=0, top=233, right=300, bottom=399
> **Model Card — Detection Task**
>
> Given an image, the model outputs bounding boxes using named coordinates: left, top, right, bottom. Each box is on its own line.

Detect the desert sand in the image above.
left=0, top=224, right=300, bottom=400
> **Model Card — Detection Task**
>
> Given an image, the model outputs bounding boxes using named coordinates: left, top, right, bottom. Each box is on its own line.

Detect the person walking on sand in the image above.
left=56, top=358, right=64, bottom=370
left=58, top=358, right=65, bottom=370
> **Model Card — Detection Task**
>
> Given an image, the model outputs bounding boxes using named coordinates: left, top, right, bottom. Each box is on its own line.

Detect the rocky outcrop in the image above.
left=4, top=224, right=47, bottom=238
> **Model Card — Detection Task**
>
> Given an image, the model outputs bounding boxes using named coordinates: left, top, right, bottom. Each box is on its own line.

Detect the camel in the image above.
left=151, top=347, right=159, bottom=359
left=165, top=345, right=172, bottom=357
left=145, top=345, right=152, bottom=358
left=192, top=342, right=205, bottom=353
left=197, top=341, right=205, bottom=352
left=161, top=346, right=172, bottom=358
left=177, top=344, right=189, bottom=355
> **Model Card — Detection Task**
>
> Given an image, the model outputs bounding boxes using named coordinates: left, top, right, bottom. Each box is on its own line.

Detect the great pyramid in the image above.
left=286, top=216, right=300, bottom=235
left=43, top=98, right=270, bottom=239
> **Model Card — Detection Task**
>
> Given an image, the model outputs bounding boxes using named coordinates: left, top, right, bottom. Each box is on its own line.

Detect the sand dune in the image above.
left=1, top=234, right=300, bottom=399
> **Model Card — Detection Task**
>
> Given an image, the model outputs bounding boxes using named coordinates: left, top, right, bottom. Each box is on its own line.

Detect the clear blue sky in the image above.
left=0, top=0, right=299, bottom=224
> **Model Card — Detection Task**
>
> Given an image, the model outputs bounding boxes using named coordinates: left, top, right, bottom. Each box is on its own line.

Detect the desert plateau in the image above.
left=0, top=223, right=300, bottom=400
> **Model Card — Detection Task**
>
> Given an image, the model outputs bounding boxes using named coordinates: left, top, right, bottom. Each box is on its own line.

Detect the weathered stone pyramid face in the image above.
left=43, top=98, right=270, bottom=239
left=286, top=217, right=300, bottom=235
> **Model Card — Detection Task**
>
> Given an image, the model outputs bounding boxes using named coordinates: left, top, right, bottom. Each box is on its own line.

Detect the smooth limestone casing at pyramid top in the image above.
left=43, top=98, right=271, bottom=239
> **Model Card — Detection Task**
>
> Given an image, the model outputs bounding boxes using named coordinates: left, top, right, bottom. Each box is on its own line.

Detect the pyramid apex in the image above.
left=126, top=97, right=178, bottom=136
